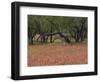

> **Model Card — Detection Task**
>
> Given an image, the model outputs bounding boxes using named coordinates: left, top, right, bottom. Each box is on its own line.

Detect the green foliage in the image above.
left=28, top=15, right=87, bottom=44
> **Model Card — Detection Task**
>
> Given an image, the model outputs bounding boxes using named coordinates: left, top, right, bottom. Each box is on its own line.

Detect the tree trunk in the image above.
left=28, top=37, right=33, bottom=45
left=50, top=25, right=53, bottom=43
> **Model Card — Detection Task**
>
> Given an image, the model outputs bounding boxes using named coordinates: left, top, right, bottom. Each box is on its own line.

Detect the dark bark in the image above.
left=35, top=32, right=71, bottom=44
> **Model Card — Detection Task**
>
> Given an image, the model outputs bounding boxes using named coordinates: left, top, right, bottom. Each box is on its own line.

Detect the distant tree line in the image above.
left=28, top=15, right=87, bottom=45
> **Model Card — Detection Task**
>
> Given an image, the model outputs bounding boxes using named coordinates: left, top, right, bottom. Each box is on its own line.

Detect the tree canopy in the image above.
left=28, top=15, right=87, bottom=44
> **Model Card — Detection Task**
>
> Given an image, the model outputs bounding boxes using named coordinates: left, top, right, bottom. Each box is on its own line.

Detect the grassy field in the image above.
left=28, top=43, right=88, bottom=66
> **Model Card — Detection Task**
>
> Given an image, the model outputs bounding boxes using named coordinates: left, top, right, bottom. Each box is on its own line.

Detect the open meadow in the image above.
left=28, top=43, right=87, bottom=66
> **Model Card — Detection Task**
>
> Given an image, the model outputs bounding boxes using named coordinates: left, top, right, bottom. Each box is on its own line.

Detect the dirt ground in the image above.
left=28, top=43, right=88, bottom=66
